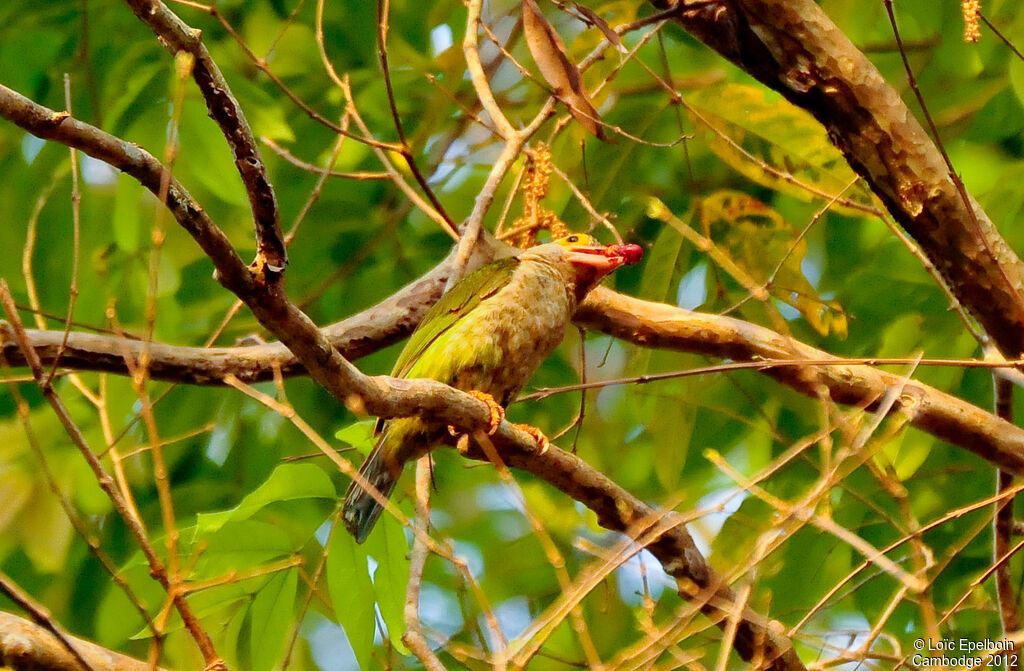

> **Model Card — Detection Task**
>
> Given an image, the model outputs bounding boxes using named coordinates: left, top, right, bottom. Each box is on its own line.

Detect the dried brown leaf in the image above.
left=571, top=2, right=626, bottom=53
left=522, top=0, right=604, bottom=139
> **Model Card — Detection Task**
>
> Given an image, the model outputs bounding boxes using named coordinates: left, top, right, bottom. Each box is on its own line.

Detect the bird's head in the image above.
left=528, top=233, right=643, bottom=301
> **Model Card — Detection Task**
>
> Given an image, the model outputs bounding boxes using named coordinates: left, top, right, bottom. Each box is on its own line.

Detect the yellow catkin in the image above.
left=962, top=0, right=981, bottom=43
left=509, top=144, right=571, bottom=248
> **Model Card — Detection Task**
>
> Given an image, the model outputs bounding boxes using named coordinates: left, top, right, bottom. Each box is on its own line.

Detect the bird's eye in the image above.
left=567, top=235, right=579, bottom=243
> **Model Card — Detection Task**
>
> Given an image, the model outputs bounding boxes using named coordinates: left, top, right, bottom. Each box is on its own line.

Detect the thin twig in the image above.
left=402, top=459, right=446, bottom=671
left=0, top=281, right=227, bottom=670
left=262, top=137, right=389, bottom=181
left=49, top=74, right=82, bottom=383
left=375, top=0, right=454, bottom=230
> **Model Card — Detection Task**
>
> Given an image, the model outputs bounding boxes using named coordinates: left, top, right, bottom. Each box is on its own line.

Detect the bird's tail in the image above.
left=342, top=442, right=400, bottom=544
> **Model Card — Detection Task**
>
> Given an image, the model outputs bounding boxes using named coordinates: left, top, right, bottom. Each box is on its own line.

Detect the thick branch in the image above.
left=662, top=0, right=1024, bottom=356
left=0, top=611, right=163, bottom=671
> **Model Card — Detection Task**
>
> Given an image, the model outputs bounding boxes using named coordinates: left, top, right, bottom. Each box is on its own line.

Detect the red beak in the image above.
left=565, top=243, right=643, bottom=272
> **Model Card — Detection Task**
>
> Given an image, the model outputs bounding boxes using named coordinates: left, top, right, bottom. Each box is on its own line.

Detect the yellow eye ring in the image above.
left=555, top=233, right=595, bottom=248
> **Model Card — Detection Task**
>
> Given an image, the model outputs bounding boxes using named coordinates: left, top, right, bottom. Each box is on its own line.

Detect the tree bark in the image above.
left=0, top=612, right=163, bottom=671
left=657, top=0, right=1024, bottom=356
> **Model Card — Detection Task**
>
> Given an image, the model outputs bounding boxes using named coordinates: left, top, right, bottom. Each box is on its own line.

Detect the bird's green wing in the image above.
left=392, top=256, right=519, bottom=379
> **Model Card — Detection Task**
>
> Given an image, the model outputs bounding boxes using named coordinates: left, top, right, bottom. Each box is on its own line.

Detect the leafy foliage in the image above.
left=0, top=0, right=1023, bottom=669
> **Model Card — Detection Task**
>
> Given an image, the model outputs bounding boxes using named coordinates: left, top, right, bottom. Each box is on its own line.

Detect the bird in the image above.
left=341, top=233, right=643, bottom=543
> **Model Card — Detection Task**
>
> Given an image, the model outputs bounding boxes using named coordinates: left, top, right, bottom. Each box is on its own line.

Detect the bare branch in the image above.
left=122, top=0, right=287, bottom=272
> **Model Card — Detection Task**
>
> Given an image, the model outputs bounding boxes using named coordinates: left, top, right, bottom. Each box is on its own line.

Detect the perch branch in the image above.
left=4, top=278, right=1024, bottom=478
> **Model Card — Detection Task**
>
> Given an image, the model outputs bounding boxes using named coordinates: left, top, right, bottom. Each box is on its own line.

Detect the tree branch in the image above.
left=5, top=276, right=1024, bottom=476
left=0, top=611, right=163, bottom=671
left=577, top=287, right=1024, bottom=475
left=661, top=0, right=1024, bottom=356
left=122, top=0, right=286, bottom=272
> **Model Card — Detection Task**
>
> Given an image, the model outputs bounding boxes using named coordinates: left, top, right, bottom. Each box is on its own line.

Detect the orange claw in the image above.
left=448, top=391, right=505, bottom=438
left=513, top=423, right=550, bottom=455
left=467, top=390, right=505, bottom=435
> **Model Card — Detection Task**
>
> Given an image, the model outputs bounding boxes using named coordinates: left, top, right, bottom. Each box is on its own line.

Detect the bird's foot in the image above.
left=467, top=390, right=505, bottom=435
left=448, top=391, right=504, bottom=446
left=513, top=423, right=550, bottom=455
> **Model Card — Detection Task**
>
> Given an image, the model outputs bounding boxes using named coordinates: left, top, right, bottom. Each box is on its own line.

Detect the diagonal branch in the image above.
left=660, top=0, right=1024, bottom=356
left=576, top=287, right=1024, bottom=474
left=122, top=0, right=286, bottom=272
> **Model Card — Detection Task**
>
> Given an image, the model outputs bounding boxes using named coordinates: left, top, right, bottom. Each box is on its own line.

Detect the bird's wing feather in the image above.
left=392, top=256, right=519, bottom=379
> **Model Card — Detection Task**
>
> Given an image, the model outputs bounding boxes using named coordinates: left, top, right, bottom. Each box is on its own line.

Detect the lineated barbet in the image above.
left=342, top=233, right=643, bottom=542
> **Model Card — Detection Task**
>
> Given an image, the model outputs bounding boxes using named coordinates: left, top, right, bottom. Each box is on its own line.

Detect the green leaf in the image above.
left=700, top=190, right=847, bottom=337
left=639, top=220, right=686, bottom=305
left=176, top=100, right=250, bottom=207
left=105, top=61, right=164, bottom=137
left=194, top=520, right=294, bottom=578
left=196, top=463, right=335, bottom=536
left=229, top=77, right=296, bottom=143
left=327, top=532, right=375, bottom=671
left=249, top=568, right=298, bottom=671
left=365, top=518, right=410, bottom=654
left=0, top=466, right=32, bottom=534
left=879, top=430, right=931, bottom=482
left=688, top=83, right=875, bottom=214
left=649, top=387, right=695, bottom=492
left=20, top=480, right=73, bottom=573
left=335, top=420, right=378, bottom=455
